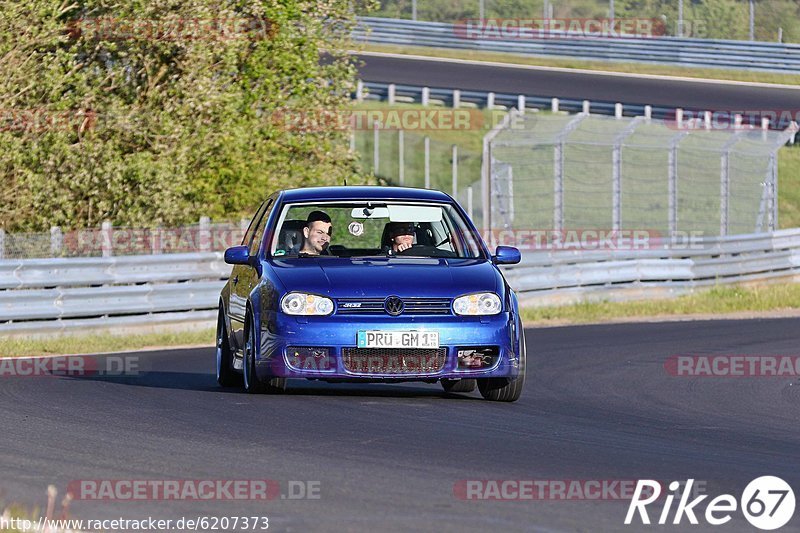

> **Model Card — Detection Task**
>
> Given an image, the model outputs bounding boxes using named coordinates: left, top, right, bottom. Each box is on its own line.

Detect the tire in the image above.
left=243, top=310, right=286, bottom=395
left=441, top=378, right=477, bottom=393
left=477, top=330, right=526, bottom=402
left=216, top=306, right=241, bottom=387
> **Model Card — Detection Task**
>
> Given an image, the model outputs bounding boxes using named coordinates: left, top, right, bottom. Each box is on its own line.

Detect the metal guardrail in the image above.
left=0, top=253, right=228, bottom=335
left=355, top=17, right=800, bottom=74
left=503, top=228, right=800, bottom=306
left=359, top=81, right=679, bottom=122
left=1, top=230, right=799, bottom=334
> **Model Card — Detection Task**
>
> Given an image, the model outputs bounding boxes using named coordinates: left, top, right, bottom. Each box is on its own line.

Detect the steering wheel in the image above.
left=396, top=245, right=457, bottom=258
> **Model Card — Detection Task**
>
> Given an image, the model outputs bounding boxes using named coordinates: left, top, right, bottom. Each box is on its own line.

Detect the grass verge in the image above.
left=360, top=44, right=800, bottom=86
left=521, top=283, right=800, bottom=326
left=0, top=328, right=214, bottom=358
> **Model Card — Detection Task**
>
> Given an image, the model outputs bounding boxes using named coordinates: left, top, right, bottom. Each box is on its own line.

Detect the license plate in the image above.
left=357, top=330, right=440, bottom=349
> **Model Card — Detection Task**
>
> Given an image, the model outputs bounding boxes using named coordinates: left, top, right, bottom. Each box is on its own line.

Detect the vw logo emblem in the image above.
left=384, top=296, right=405, bottom=316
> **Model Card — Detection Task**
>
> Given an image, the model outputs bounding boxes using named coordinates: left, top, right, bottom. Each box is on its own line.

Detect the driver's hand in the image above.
left=397, top=242, right=412, bottom=252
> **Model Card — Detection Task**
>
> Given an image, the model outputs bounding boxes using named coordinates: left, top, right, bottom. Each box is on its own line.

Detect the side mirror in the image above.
left=493, top=245, right=521, bottom=265
left=224, top=245, right=250, bottom=265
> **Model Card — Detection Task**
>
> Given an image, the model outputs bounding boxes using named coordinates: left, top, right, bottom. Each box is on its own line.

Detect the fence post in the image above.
left=398, top=129, right=405, bottom=186
left=388, top=83, right=396, bottom=105
left=610, top=116, right=644, bottom=233
left=720, top=151, right=730, bottom=236
left=719, top=131, right=743, bottom=236
left=551, top=98, right=559, bottom=113
left=487, top=92, right=495, bottom=109
left=421, top=87, right=430, bottom=106
left=451, top=144, right=458, bottom=197
left=199, top=216, right=211, bottom=252
left=50, top=226, right=63, bottom=257
left=769, top=153, right=778, bottom=230
left=467, top=186, right=474, bottom=220
left=644, top=105, right=652, bottom=120
left=151, top=226, right=162, bottom=255
left=615, top=103, right=623, bottom=119
left=517, top=95, right=525, bottom=114
left=582, top=100, right=590, bottom=114
left=373, top=120, right=379, bottom=175
left=612, top=145, right=622, bottom=232
left=356, top=80, right=364, bottom=102
left=668, top=131, right=688, bottom=241
left=0, top=229, right=5, bottom=260
left=552, top=113, right=588, bottom=234
left=453, top=89, right=461, bottom=108
left=101, top=220, right=113, bottom=258
left=424, top=136, right=431, bottom=188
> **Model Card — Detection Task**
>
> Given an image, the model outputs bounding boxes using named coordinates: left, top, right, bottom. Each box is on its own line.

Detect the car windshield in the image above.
left=270, top=202, right=483, bottom=259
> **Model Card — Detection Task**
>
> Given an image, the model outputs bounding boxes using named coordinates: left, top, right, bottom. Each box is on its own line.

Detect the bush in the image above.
left=0, top=1, right=374, bottom=231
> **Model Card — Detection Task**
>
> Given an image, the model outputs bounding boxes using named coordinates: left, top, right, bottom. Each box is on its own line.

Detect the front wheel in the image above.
left=477, top=330, right=526, bottom=402
left=243, top=311, right=286, bottom=395
left=216, top=306, right=240, bottom=387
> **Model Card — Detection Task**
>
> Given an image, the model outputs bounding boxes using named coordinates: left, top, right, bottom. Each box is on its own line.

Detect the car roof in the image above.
left=279, top=186, right=453, bottom=203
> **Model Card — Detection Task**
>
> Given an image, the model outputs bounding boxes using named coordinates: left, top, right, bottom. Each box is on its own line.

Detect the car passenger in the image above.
left=296, top=210, right=332, bottom=255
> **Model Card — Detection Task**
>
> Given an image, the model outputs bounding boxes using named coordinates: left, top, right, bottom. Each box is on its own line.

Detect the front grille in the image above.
left=337, top=297, right=451, bottom=315
left=342, top=348, right=447, bottom=374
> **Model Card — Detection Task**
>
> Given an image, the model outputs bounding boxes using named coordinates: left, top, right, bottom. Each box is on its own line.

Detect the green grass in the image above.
left=360, top=44, right=800, bottom=86
left=521, top=283, right=800, bottom=326
left=0, top=328, right=214, bottom=358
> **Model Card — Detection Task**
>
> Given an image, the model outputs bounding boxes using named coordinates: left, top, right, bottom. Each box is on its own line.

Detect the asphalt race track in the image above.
left=355, top=53, right=800, bottom=112
left=2, top=318, right=800, bottom=532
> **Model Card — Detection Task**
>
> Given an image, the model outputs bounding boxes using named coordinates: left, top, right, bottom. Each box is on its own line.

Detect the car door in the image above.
left=228, top=197, right=273, bottom=351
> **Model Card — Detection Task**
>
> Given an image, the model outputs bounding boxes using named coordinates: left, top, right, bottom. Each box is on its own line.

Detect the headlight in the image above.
left=453, top=293, right=502, bottom=316
left=280, top=293, right=334, bottom=316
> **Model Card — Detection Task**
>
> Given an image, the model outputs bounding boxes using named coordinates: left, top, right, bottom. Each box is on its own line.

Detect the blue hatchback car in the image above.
left=217, top=186, right=526, bottom=401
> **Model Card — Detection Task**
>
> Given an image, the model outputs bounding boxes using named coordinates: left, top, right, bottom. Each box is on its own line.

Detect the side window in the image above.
left=241, top=201, right=269, bottom=247
left=248, top=199, right=275, bottom=255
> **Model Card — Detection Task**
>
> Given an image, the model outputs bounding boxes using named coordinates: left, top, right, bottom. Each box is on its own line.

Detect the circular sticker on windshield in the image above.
left=348, top=221, right=364, bottom=237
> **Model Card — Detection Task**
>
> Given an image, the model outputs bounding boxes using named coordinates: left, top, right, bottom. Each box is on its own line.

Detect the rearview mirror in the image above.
left=493, top=246, right=521, bottom=265
left=224, top=245, right=250, bottom=265
left=350, top=207, right=390, bottom=219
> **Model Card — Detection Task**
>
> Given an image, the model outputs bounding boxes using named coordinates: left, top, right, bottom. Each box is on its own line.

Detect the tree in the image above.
left=0, top=0, right=372, bottom=231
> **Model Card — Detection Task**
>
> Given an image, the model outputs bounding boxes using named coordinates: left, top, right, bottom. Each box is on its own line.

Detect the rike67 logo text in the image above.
left=625, top=477, right=795, bottom=530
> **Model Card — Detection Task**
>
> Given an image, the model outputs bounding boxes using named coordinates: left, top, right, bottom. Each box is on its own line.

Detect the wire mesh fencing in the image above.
left=486, top=111, right=796, bottom=245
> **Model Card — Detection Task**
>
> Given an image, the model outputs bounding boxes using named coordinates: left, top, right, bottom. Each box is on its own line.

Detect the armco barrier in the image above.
left=0, top=230, right=799, bottom=335
left=503, top=229, right=800, bottom=306
left=355, top=17, right=800, bottom=74
left=0, top=252, right=229, bottom=336
left=359, top=81, right=677, bottom=122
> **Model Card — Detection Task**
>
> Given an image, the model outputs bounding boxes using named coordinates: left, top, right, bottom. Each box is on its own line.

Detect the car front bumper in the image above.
left=255, top=312, right=522, bottom=381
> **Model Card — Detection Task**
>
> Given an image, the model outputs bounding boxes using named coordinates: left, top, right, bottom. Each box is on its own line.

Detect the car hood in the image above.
left=269, top=257, right=501, bottom=298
